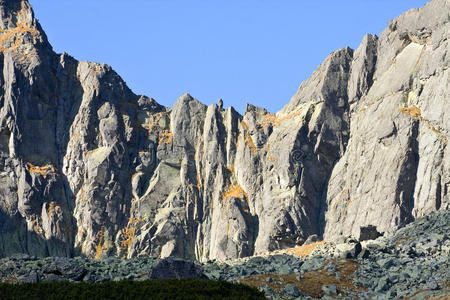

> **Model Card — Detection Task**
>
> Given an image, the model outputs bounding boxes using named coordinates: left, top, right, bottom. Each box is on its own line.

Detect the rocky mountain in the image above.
left=0, top=0, right=448, bottom=261
left=1, top=210, right=449, bottom=299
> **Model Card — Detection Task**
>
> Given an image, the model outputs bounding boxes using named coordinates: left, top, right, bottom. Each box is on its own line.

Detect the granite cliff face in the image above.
left=0, top=0, right=448, bottom=261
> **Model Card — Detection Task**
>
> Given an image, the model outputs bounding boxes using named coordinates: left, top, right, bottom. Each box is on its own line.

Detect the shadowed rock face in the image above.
left=0, top=0, right=448, bottom=261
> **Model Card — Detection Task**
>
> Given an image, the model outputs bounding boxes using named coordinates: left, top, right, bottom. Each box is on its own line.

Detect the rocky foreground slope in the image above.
left=0, top=0, right=448, bottom=263
left=1, top=210, right=449, bottom=299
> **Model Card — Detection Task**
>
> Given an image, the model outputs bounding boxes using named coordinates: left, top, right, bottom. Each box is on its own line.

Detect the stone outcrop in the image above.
left=1, top=210, right=449, bottom=299
left=0, top=0, right=448, bottom=261
left=322, top=0, right=450, bottom=240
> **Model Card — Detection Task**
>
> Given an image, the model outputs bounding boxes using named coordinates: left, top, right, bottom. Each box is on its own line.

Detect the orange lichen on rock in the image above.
left=223, top=185, right=248, bottom=201
left=281, top=241, right=326, bottom=257
left=261, top=114, right=277, bottom=127
left=30, top=215, right=44, bottom=237
left=46, top=201, right=61, bottom=219
left=346, top=198, right=356, bottom=206
left=398, top=105, right=448, bottom=145
left=159, top=130, right=173, bottom=144
left=240, top=121, right=257, bottom=154
left=196, top=170, right=203, bottom=189
left=226, top=164, right=235, bottom=175
left=399, top=105, right=422, bottom=120
left=26, top=162, right=52, bottom=176
left=121, top=227, right=136, bottom=249
left=94, top=224, right=107, bottom=260
left=240, top=121, right=249, bottom=131
left=142, top=112, right=163, bottom=133
left=427, top=123, right=448, bottom=145
left=120, top=217, right=143, bottom=250
left=332, top=188, right=349, bottom=209
left=92, top=64, right=103, bottom=75
left=79, top=187, right=87, bottom=202
left=0, top=4, right=41, bottom=52
left=246, top=134, right=257, bottom=153
left=261, top=110, right=304, bottom=127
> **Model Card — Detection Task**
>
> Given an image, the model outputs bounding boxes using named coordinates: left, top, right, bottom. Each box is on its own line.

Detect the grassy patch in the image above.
left=0, top=279, right=266, bottom=300
left=280, top=241, right=326, bottom=257
left=241, top=258, right=365, bottom=298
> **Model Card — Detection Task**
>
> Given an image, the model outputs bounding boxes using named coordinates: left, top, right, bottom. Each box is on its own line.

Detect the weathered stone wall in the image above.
left=0, top=0, right=448, bottom=261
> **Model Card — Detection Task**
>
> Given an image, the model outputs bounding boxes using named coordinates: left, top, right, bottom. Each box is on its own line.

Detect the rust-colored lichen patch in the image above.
left=30, top=215, right=44, bottom=237
left=245, top=134, right=256, bottom=153
left=240, top=121, right=257, bottom=154
left=0, top=22, right=40, bottom=52
left=46, top=201, right=61, bottom=219
left=196, top=171, right=202, bottom=189
left=92, top=64, right=103, bottom=75
left=241, top=121, right=249, bottom=131
left=141, top=112, right=163, bottom=134
left=261, top=110, right=304, bottom=127
left=94, top=224, right=107, bottom=260
left=399, top=105, right=422, bottom=120
left=223, top=185, right=248, bottom=201
left=398, top=105, right=448, bottom=145
left=121, top=227, right=135, bottom=248
left=120, top=217, right=143, bottom=251
left=159, top=130, right=173, bottom=144
left=77, top=228, right=85, bottom=237
left=395, top=235, right=411, bottom=247
left=226, top=164, right=235, bottom=175
left=26, top=162, right=53, bottom=176
left=141, top=111, right=171, bottom=144
left=332, top=188, right=349, bottom=209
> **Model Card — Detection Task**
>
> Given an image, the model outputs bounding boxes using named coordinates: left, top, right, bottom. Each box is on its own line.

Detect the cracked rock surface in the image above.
left=0, top=0, right=448, bottom=263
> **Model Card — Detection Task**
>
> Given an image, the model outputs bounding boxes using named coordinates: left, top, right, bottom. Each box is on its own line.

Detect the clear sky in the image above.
left=29, top=0, right=429, bottom=114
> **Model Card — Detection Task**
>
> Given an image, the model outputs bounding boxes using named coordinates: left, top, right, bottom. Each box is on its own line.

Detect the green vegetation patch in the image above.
left=0, top=279, right=266, bottom=300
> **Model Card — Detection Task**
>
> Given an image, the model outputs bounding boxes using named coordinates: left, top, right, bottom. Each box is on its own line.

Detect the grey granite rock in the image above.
left=322, top=285, right=337, bottom=296
left=359, top=225, right=383, bottom=242
left=283, top=283, right=302, bottom=298
left=0, top=211, right=448, bottom=299
left=148, top=258, right=206, bottom=279
left=0, top=0, right=448, bottom=265
left=323, top=0, right=449, bottom=242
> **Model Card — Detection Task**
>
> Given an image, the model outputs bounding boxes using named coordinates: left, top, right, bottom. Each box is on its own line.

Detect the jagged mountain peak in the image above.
left=280, top=46, right=354, bottom=115
left=0, top=0, right=49, bottom=51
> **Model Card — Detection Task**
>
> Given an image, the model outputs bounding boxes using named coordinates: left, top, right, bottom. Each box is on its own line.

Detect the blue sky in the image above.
left=29, top=0, right=428, bottom=114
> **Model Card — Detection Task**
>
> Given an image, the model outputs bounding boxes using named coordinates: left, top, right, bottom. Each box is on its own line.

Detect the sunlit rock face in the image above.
left=0, top=0, right=448, bottom=261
